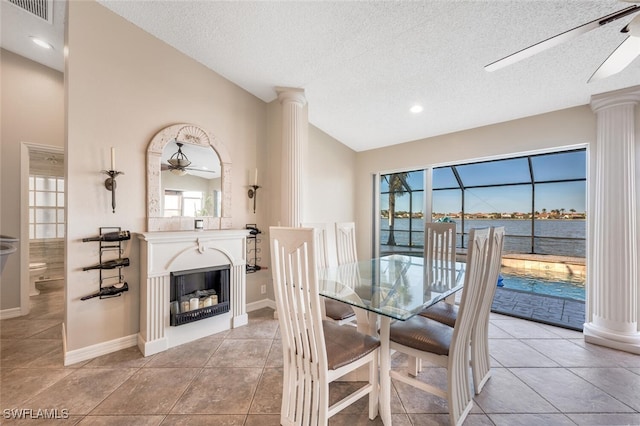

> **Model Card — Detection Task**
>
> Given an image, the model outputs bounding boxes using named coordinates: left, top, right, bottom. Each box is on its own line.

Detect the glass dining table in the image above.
left=319, top=254, right=466, bottom=425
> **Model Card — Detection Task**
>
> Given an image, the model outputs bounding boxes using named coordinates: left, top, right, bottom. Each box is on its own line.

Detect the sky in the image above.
left=380, top=150, right=586, bottom=214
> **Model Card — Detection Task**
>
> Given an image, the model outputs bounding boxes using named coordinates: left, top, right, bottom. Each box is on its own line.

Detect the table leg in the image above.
left=379, top=315, right=392, bottom=425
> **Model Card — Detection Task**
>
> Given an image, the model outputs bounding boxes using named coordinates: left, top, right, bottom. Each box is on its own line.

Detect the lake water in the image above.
left=381, top=218, right=586, bottom=257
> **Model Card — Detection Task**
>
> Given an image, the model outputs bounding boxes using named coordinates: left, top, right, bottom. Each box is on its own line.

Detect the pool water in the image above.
left=499, top=272, right=585, bottom=301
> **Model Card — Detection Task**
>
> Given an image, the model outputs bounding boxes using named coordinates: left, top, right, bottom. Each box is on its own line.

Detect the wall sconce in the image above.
left=104, top=148, right=123, bottom=213
left=248, top=185, right=260, bottom=214
left=248, top=168, right=259, bottom=214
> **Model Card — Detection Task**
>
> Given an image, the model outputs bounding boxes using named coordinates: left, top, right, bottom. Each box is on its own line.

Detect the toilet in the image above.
left=29, top=262, right=47, bottom=296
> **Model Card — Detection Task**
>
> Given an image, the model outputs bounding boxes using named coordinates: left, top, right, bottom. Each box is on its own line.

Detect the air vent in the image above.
left=7, top=0, right=53, bottom=24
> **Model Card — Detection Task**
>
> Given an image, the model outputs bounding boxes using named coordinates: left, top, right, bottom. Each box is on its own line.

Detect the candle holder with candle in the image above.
left=248, top=185, right=260, bottom=214
left=247, top=168, right=259, bottom=214
left=103, top=147, right=124, bottom=213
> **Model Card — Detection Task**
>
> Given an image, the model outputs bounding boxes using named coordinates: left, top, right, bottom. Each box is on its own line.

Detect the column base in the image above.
left=583, top=322, right=640, bottom=355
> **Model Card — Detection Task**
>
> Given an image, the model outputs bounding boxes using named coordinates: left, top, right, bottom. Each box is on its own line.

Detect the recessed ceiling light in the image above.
left=30, top=37, right=53, bottom=50
left=410, top=104, right=423, bottom=114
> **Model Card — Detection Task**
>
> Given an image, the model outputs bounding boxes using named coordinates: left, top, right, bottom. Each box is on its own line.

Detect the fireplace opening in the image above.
left=170, top=264, right=230, bottom=326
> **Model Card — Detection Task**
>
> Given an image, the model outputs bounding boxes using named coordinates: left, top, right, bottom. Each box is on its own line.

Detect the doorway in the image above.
left=21, top=143, right=65, bottom=316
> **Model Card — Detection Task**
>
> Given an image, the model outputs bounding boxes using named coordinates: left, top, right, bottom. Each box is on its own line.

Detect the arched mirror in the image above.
left=147, top=123, right=232, bottom=231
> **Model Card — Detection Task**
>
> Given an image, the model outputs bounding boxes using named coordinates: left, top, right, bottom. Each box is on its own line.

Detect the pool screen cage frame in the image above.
left=379, top=148, right=586, bottom=256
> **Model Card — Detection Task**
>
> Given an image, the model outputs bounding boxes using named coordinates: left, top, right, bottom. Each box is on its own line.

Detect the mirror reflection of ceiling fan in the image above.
left=161, top=141, right=217, bottom=177
left=485, top=2, right=640, bottom=82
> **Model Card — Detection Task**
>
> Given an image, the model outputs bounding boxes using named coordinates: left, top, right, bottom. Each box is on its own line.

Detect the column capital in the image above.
left=276, top=87, right=307, bottom=107
left=590, top=85, right=640, bottom=113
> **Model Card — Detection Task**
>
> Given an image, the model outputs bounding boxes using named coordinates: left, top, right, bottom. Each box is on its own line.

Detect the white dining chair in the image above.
left=424, top=222, right=457, bottom=292
left=303, top=222, right=356, bottom=326
left=387, top=227, right=493, bottom=426
left=406, top=221, right=457, bottom=374
left=335, top=221, right=358, bottom=265
left=418, top=227, right=505, bottom=394
left=471, top=226, right=505, bottom=393
left=270, top=227, right=380, bottom=425
left=334, top=221, right=372, bottom=334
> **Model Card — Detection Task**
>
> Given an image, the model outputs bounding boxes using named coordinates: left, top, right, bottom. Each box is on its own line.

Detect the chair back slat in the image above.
left=301, top=223, right=331, bottom=270
left=424, top=222, right=457, bottom=288
left=335, top=222, right=358, bottom=265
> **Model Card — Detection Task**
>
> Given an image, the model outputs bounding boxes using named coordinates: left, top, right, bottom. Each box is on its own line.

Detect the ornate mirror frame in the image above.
left=147, top=123, right=232, bottom=231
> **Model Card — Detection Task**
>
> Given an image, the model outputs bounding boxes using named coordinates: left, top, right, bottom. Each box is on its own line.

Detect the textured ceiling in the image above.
left=3, top=1, right=640, bottom=151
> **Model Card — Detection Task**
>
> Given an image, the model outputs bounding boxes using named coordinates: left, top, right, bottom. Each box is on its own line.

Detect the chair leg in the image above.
left=408, top=356, right=422, bottom=376
left=369, top=351, right=379, bottom=420
left=317, top=380, right=329, bottom=426
left=448, top=349, right=474, bottom=426
left=472, top=323, right=492, bottom=394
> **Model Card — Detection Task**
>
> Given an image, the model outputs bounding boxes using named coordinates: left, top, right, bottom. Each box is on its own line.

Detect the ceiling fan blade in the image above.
left=485, top=5, right=640, bottom=72
left=185, top=167, right=217, bottom=174
left=588, top=35, right=640, bottom=82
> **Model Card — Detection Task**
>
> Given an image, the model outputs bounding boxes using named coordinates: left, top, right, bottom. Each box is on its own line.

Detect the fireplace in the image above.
left=170, top=265, right=230, bottom=326
left=138, top=230, right=249, bottom=356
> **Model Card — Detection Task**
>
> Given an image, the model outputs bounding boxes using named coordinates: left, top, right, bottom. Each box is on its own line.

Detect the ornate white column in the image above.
left=277, top=87, right=307, bottom=227
left=585, top=86, right=640, bottom=354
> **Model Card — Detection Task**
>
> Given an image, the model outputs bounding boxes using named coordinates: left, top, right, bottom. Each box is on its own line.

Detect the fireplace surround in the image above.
left=138, top=229, right=249, bottom=356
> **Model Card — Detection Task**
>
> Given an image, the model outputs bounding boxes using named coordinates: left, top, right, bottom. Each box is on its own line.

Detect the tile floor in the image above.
left=1, top=279, right=640, bottom=425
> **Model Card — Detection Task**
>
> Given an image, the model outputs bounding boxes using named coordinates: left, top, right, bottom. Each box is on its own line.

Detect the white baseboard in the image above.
left=0, top=307, right=22, bottom=320
left=62, top=300, right=276, bottom=365
left=246, top=298, right=276, bottom=312
left=64, top=333, right=138, bottom=366
left=62, top=322, right=67, bottom=357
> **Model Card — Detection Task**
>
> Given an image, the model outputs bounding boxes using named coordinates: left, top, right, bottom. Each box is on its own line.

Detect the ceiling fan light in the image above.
left=167, top=158, right=191, bottom=168
left=168, top=142, right=192, bottom=168
left=170, top=168, right=188, bottom=176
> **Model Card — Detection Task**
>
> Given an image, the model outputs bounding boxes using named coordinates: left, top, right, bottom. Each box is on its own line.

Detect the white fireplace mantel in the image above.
left=138, top=229, right=249, bottom=356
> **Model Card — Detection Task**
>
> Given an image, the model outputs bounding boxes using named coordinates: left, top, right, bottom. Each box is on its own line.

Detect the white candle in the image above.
left=254, top=168, right=258, bottom=186
left=189, top=297, right=199, bottom=311
left=110, top=147, right=115, bottom=170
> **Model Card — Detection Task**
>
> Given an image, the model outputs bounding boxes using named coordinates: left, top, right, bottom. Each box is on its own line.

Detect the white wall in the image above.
left=355, top=105, right=597, bottom=258
left=0, top=49, right=64, bottom=311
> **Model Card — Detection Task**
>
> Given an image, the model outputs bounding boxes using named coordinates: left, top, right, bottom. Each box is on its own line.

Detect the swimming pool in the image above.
left=499, top=271, right=585, bottom=301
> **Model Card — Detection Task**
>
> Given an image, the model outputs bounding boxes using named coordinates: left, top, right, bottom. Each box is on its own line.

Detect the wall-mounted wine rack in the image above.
left=80, top=226, right=130, bottom=300
left=246, top=224, right=262, bottom=273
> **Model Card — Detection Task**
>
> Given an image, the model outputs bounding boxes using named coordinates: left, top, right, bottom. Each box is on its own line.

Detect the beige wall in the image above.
left=0, top=49, right=65, bottom=310
left=0, top=0, right=359, bottom=355
left=355, top=105, right=597, bottom=258
left=306, top=125, right=356, bottom=223
left=65, top=1, right=268, bottom=351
